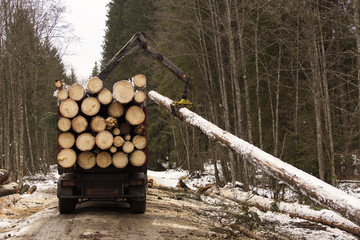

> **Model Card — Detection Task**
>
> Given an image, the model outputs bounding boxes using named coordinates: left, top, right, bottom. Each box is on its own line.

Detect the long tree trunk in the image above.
left=354, top=0, right=360, bottom=151
left=148, top=90, right=360, bottom=227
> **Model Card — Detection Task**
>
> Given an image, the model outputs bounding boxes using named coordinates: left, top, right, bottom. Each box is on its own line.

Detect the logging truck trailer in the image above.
left=57, top=32, right=191, bottom=214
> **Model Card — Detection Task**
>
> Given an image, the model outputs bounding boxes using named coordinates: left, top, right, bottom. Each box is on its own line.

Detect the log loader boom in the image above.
left=98, top=32, right=192, bottom=108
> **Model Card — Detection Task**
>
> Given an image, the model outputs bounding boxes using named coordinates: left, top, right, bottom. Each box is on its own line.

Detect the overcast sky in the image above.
left=62, top=0, right=110, bottom=81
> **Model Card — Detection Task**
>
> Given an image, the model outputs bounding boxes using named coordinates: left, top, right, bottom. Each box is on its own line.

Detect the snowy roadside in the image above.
left=148, top=162, right=360, bottom=240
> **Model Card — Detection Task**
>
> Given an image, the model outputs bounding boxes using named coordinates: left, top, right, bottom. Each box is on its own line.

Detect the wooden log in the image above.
left=125, top=106, right=145, bottom=125
left=78, top=151, right=96, bottom=169
left=27, top=185, right=37, bottom=194
left=108, top=101, right=124, bottom=117
left=95, top=131, right=114, bottom=150
left=59, top=99, right=79, bottom=118
left=98, top=88, right=112, bottom=105
left=148, top=90, right=360, bottom=227
left=112, top=152, right=128, bottom=168
left=124, top=134, right=131, bottom=141
left=96, top=152, right=112, bottom=168
left=57, top=117, right=71, bottom=132
left=87, top=76, right=103, bottom=94
left=109, top=146, right=117, bottom=153
left=132, top=74, right=146, bottom=88
left=130, top=150, right=146, bottom=166
left=133, top=90, right=146, bottom=104
left=132, top=135, right=146, bottom=150
left=134, top=124, right=146, bottom=135
left=113, top=80, right=134, bottom=104
left=71, top=115, right=88, bottom=133
left=55, top=79, right=64, bottom=88
left=68, top=83, right=85, bottom=101
left=114, top=136, right=124, bottom=147
left=0, top=182, right=19, bottom=197
left=119, top=122, right=131, bottom=135
left=58, top=132, right=75, bottom=149
left=0, top=169, right=10, bottom=185
left=122, top=141, right=134, bottom=154
left=19, top=184, right=30, bottom=194
left=81, top=97, right=101, bottom=116
left=90, top=116, right=106, bottom=133
left=76, top=133, right=95, bottom=151
left=105, top=116, right=118, bottom=130
left=57, top=89, right=68, bottom=101
left=112, top=127, right=120, bottom=135
left=57, top=148, right=77, bottom=168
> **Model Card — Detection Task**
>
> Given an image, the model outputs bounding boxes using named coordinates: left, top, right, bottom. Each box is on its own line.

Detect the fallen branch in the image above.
left=148, top=90, right=360, bottom=227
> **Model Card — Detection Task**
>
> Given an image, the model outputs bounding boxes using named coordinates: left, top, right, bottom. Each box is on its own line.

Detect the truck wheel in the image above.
left=58, top=198, right=76, bottom=214
left=131, top=200, right=146, bottom=213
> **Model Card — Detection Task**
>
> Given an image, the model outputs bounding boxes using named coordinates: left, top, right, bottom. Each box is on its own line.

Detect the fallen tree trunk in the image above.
left=0, top=169, right=10, bottom=185
left=0, top=182, right=19, bottom=197
left=214, top=188, right=360, bottom=236
left=148, top=90, right=360, bottom=227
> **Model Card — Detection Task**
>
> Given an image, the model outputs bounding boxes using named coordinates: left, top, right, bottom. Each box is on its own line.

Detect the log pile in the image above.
left=55, top=74, right=147, bottom=170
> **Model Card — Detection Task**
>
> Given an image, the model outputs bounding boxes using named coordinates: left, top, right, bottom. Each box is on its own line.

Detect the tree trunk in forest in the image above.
left=148, top=90, right=360, bottom=227
left=354, top=0, right=360, bottom=151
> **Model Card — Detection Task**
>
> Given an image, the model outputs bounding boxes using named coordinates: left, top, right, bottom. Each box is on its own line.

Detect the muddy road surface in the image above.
left=0, top=187, right=236, bottom=240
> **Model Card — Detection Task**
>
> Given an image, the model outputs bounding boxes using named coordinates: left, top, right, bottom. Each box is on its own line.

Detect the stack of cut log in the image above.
left=55, top=74, right=147, bottom=170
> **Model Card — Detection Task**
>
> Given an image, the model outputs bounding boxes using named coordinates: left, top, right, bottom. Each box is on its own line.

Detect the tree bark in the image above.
left=148, top=90, right=360, bottom=226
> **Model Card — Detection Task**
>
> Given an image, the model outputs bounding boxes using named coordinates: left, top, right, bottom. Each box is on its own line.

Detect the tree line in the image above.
left=102, top=0, right=360, bottom=187
left=0, top=0, right=68, bottom=182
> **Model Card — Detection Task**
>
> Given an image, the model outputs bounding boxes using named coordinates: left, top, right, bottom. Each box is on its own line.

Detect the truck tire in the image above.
left=58, top=198, right=76, bottom=214
left=130, top=200, right=146, bottom=213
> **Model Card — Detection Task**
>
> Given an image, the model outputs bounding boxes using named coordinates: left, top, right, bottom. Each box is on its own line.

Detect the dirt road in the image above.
left=0, top=186, right=240, bottom=240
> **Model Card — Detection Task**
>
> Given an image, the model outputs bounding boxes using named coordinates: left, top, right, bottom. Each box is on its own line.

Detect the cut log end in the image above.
left=72, top=115, right=88, bottom=133
left=125, top=106, right=145, bottom=125
left=112, top=152, right=128, bottom=168
left=113, top=80, right=134, bottom=104
left=96, top=152, right=112, bottom=168
left=105, top=116, right=118, bottom=130
left=133, top=90, right=146, bottom=104
left=132, top=135, right=147, bottom=150
left=60, top=99, right=79, bottom=118
left=130, top=150, right=146, bottom=166
left=78, top=151, right=96, bottom=169
left=96, top=131, right=114, bottom=150
left=76, top=133, right=95, bottom=151
left=132, top=74, right=147, bottom=88
left=57, top=117, right=71, bottom=132
left=114, top=136, right=124, bottom=147
left=108, top=101, right=124, bottom=118
left=98, top=88, right=112, bottom=105
left=57, top=89, right=68, bottom=101
left=81, top=97, right=101, bottom=116
left=91, top=116, right=106, bottom=133
left=58, top=132, right=75, bottom=149
left=112, top=128, right=120, bottom=136
left=87, top=76, right=103, bottom=94
left=109, top=146, right=117, bottom=153
left=57, top=149, right=77, bottom=168
left=68, top=83, right=85, bottom=101
left=122, top=141, right=134, bottom=154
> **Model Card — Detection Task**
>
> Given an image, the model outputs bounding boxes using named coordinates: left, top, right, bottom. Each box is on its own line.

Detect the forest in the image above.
left=1, top=0, right=360, bottom=190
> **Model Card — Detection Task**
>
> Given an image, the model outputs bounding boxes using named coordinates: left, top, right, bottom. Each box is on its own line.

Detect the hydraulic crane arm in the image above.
left=98, top=32, right=191, bottom=101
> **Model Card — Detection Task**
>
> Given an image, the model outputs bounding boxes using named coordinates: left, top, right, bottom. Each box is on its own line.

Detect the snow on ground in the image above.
left=147, top=169, right=188, bottom=188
